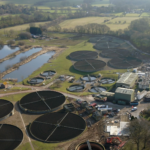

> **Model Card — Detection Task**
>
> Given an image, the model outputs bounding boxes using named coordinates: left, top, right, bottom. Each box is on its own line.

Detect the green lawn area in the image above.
left=0, top=92, right=30, bottom=102
left=16, top=143, right=32, bottom=150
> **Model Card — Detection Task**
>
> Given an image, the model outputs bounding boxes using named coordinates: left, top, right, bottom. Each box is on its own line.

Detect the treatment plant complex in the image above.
left=1, top=35, right=150, bottom=150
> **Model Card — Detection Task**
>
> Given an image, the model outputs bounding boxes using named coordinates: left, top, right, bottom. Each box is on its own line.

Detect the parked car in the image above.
left=96, top=105, right=106, bottom=108
left=112, top=109, right=120, bottom=113
left=90, top=103, right=97, bottom=107
left=114, top=120, right=119, bottom=123
left=131, top=107, right=137, bottom=111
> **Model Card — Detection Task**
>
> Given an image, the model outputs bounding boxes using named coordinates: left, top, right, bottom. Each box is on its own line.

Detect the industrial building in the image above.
left=101, top=91, right=115, bottom=101
left=138, top=72, right=150, bottom=90
left=115, top=87, right=135, bottom=104
left=116, top=72, right=138, bottom=88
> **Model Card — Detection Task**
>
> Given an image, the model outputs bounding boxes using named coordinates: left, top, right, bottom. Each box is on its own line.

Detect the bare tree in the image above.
left=129, top=119, right=150, bottom=150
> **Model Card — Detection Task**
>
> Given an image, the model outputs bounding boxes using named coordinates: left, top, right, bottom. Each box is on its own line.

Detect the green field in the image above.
left=59, top=16, right=140, bottom=31
left=0, top=0, right=109, bottom=7
left=60, top=17, right=111, bottom=28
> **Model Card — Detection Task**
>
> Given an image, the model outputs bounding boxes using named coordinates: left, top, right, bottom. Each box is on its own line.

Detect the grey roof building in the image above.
left=115, top=87, right=135, bottom=104
left=116, top=72, right=138, bottom=88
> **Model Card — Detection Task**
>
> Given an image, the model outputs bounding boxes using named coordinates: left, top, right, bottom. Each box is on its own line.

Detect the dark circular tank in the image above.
left=76, top=142, right=105, bottom=150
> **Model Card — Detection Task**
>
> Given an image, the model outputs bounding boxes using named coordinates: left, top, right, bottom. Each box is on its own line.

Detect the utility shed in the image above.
left=101, top=91, right=115, bottom=101
left=116, top=72, right=138, bottom=88
left=115, top=87, right=135, bottom=104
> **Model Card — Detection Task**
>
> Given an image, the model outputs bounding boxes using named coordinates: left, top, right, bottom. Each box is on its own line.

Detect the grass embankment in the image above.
left=0, top=92, right=29, bottom=102
left=16, top=141, right=58, bottom=150
left=0, top=87, right=31, bottom=94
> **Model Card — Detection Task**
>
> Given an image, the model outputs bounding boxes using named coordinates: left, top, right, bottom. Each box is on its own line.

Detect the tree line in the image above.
left=0, top=12, right=55, bottom=29
left=0, top=4, right=37, bottom=15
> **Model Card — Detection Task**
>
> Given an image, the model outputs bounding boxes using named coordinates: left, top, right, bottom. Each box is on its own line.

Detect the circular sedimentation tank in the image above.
left=74, top=59, right=106, bottom=72
left=69, top=51, right=98, bottom=61
left=108, top=57, right=142, bottom=69
left=67, top=84, right=85, bottom=92
left=41, top=70, right=56, bottom=77
left=19, top=91, right=66, bottom=114
left=30, top=112, right=86, bottom=142
left=0, top=124, right=23, bottom=150
left=81, top=75, right=97, bottom=82
left=75, top=141, right=105, bottom=150
left=89, top=86, right=107, bottom=93
left=28, top=77, right=44, bottom=84
left=99, top=78, right=115, bottom=84
left=0, top=99, right=14, bottom=121
left=100, top=49, right=131, bottom=58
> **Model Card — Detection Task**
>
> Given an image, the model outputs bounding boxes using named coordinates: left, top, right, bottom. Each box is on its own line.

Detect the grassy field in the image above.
left=59, top=16, right=140, bottom=31
left=59, top=17, right=111, bottom=28
left=141, top=13, right=150, bottom=16
left=0, top=21, right=51, bottom=31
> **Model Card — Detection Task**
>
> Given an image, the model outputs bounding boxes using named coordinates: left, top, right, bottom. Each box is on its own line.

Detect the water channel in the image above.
left=0, top=45, right=20, bottom=59
left=3, top=51, right=55, bottom=82
left=0, top=47, right=42, bottom=72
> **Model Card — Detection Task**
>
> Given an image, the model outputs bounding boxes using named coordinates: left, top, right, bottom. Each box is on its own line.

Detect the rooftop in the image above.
left=115, top=87, right=134, bottom=95
left=101, top=91, right=115, bottom=97
left=117, top=72, right=138, bottom=86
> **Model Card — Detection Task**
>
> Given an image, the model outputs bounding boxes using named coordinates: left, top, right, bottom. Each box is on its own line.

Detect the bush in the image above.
left=0, top=40, right=4, bottom=46
left=30, top=27, right=42, bottom=35
left=18, top=41, right=25, bottom=46
left=19, top=32, right=31, bottom=39
left=7, top=40, right=15, bottom=45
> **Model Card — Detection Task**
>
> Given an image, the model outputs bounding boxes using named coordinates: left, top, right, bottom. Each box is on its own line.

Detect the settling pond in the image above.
left=0, top=47, right=42, bottom=72
left=0, top=45, right=20, bottom=59
left=3, top=51, right=55, bottom=82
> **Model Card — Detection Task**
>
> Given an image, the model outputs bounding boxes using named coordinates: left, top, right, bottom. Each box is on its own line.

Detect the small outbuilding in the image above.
left=100, top=91, right=115, bottom=101
left=0, top=83, right=6, bottom=89
left=115, top=87, right=135, bottom=104
left=116, top=72, right=138, bottom=88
